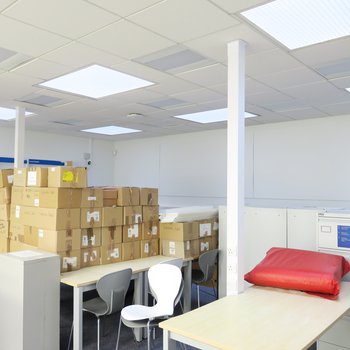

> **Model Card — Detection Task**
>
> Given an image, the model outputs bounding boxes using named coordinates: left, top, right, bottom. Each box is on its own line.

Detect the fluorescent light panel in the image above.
left=241, top=0, right=350, bottom=50
left=173, top=108, right=258, bottom=124
left=346, top=87, right=350, bottom=93
left=0, top=107, right=34, bottom=121
left=39, top=64, right=154, bottom=99
left=81, top=126, right=142, bottom=136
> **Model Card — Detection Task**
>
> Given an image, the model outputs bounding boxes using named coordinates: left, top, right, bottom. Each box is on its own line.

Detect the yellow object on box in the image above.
left=48, top=166, right=87, bottom=188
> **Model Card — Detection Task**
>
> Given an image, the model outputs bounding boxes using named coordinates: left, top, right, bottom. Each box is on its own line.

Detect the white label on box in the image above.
left=91, top=236, right=96, bottom=245
left=90, top=250, right=97, bottom=261
left=169, top=241, right=176, bottom=255
left=186, top=240, right=190, bottom=251
left=83, top=252, right=89, bottom=263
left=151, top=226, right=158, bottom=235
left=38, top=229, right=44, bottom=238
left=111, top=248, right=120, bottom=258
left=63, top=256, right=77, bottom=268
left=51, top=167, right=56, bottom=172
left=88, top=196, right=96, bottom=201
left=321, top=225, right=332, bottom=233
left=201, top=242, right=209, bottom=252
left=18, top=170, right=22, bottom=174
left=213, top=221, right=218, bottom=230
left=144, top=243, right=149, bottom=253
left=82, top=236, right=88, bottom=247
left=128, top=225, right=139, bottom=238
left=87, top=211, right=100, bottom=222
left=15, top=205, right=20, bottom=218
left=199, top=223, right=212, bottom=237
left=135, top=214, right=142, bottom=223
left=34, top=198, right=40, bottom=207
left=27, top=171, right=37, bottom=186
left=7, top=174, right=14, bottom=184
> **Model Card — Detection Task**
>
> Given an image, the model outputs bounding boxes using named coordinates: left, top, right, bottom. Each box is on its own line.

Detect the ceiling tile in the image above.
left=246, top=48, right=302, bottom=78
left=80, top=19, right=174, bottom=59
left=173, top=88, right=224, bottom=104
left=41, top=42, right=125, bottom=69
left=210, top=0, right=268, bottom=14
left=256, top=67, right=325, bottom=90
left=3, top=0, right=119, bottom=39
left=11, top=59, right=71, bottom=80
left=246, top=78, right=275, bottom=96
left=0, top=15, right=69, bottom=56
left=86, top=0, right=163, bottom=17
left=129, top=0, right=240, bottom=42
left=184, top=23, right=276, bottom=63
left=246, top=89, right=294, bottom=106
left=147, top=76, right=201, bottom=95
left=317, top=101, right=350, bottom=116
left=329, top=76, right=350, bottom=89
left=177, top=63, right=227, bottom=87
left=278, top=107, right=329, bottom=120
left=0, top=0, right=16, bottom=12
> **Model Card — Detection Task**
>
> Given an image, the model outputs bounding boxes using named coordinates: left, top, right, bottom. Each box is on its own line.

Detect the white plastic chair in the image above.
left=115, top=264, right=182, bottom=350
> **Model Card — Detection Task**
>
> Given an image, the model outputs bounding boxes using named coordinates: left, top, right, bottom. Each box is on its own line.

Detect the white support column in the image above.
left=225, top=40, right=246, bottom=295
left=14, top=106, right=25, bottom=168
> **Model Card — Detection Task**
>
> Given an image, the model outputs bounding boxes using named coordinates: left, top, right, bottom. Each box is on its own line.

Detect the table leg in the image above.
left=73, top=287, right=83, bottom=350
left=133, top=272, right=143, bottom=341
left=183, top=260, right=192, bottom=312
left=163, top=329, right=177, bottom=350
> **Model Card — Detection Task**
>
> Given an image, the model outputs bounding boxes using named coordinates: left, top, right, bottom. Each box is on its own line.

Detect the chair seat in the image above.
left=121, top=304, right=171, bottom=322
left=83, top=297, right=109, bottom=317
left=192, top=269, right=205, bottom=284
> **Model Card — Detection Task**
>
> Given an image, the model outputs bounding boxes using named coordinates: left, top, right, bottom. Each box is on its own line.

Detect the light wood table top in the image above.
left=60, top=255, right=178, bottom=288
left=160, top=282, right=350, bottom=350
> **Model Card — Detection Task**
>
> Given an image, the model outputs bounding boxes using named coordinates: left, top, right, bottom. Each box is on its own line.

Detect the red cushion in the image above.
left=244, top=247, right=350, bottom=299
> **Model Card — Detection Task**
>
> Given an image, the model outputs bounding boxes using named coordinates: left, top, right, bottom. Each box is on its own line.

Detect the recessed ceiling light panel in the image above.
left=0, top=107, right=34, bottom=121
left=173, top=108, right=257, bottom=124
left=241, top=0, right=350, bottom=50
left=81, top=126, right=142, bottom=136
left=39, top=64, right=154, bottom=99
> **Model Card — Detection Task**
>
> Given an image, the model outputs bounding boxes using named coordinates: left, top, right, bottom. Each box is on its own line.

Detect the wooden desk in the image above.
left=160, top=282, right=350, bottom=350
left=61, top=255, right=192, bottom=350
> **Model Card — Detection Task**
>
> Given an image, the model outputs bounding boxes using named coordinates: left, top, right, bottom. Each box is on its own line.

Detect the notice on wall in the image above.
left=337, top=225, right=350, bottom=249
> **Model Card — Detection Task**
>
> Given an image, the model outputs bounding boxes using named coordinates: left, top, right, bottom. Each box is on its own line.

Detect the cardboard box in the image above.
left=37, top=228, right=81, bottom=252
left=0, top=169, right=14, bottom=187
left=103, top=187, right=140, bottom=206
left=141, top=239, right=159, bottom=258
left=0, top=204, right=10, bottom=220
left=0, top=220, right=10, bottom=238
left=11, top=186, right=24, bottom=205
left=160, top=222, right=199, bottom=241
left=81, top=208, right=102, bottom=228
left=122, top=241, right=141, bottom=261
left=59, top=250, right=81, bottom=272
left=81, top=187, right=103, bottom=208
left=123, top=205, right=142, bottom=225
left=142, top=205, right=159, bottom=222
left=23, top=187, right=82, bottom=208
left=198, top=218, right=219, bottom=237
left=141, top=221, right=159, bottom=240
left=0, top=187, right=11, bottom=204
left=24, top=226, right=38, bottom=246
left=9, top=239, right=37, bottom=252
left=101, top=226, right=122, bottom=246
left=48, top=166, right=87, bottom=188
left=81, top=247, right=101, bottom=268
left=140, top=188, right=158, bottom=205
left=9, top=222, right=25, bottom=242
left=102, top=207, right=123, bottom=227
left=11, top=206, right=81, bottom=230
left=161, top=239, right=199, bottom=259
left=81, top=227, right=101, bottom=247
left=103, top=198, right=117, bottom=207
left=13, top=167, right=48, bottom=187
left=100, top=243, right=122, bottom=264
left=122, top=224, right=141, bottom=242
left=0, top=236, right=9, bottom=253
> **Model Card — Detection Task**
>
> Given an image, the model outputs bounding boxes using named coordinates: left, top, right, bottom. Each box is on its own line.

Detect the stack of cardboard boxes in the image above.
left=0, top=169, right=13, bottom=253
left=102, top=187, right=159, bottom=261
left=10, top=166, right=86, bottom=272
left=160, top=218, right=218, bottom=259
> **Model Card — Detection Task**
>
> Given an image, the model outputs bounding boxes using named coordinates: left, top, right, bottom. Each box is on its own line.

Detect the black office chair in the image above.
left=68, top=268, right=132, bottom=350
left=192, top=249, right=219, bottom=308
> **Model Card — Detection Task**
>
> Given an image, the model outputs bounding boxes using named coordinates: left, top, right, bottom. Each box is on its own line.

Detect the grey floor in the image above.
left=60, top=282, right=216, bottom=350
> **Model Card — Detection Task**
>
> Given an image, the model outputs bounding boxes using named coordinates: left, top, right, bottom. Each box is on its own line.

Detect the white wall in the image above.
left=0, top=126, right=114, bottom=186
left=113, top=113, right=350, bottom=208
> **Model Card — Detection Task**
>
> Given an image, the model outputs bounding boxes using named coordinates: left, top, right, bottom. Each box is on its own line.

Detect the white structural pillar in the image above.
left=222, top=40, right=246, bottom=296
left=14, top=106, right=25, bottom=168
